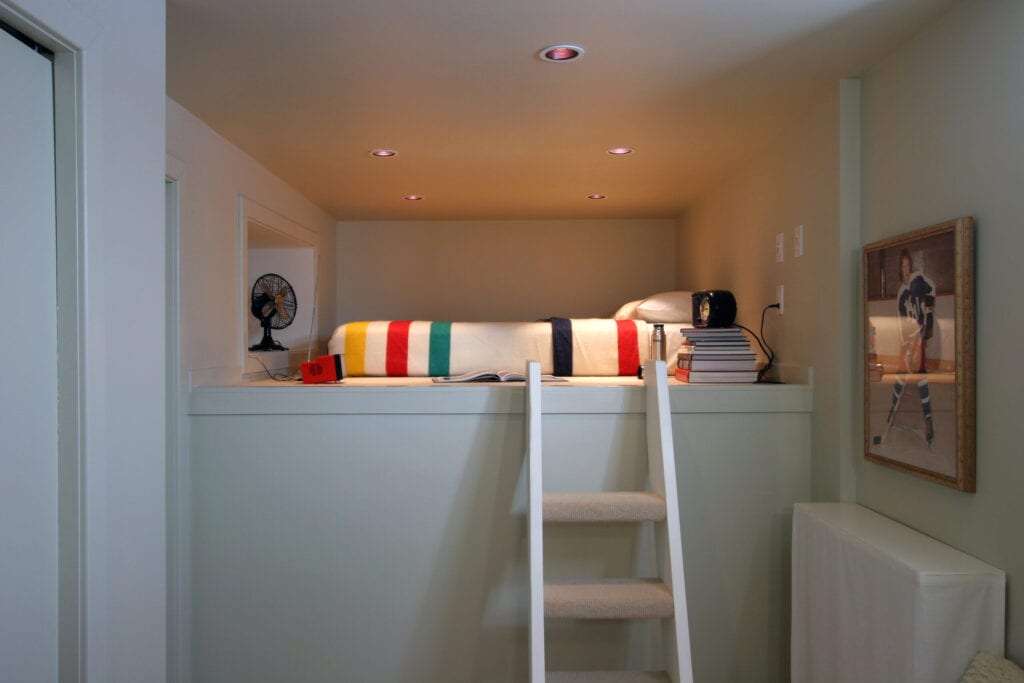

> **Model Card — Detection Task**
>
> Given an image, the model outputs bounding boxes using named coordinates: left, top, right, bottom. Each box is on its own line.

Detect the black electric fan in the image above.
left=249, top=273, right=297, bottom=351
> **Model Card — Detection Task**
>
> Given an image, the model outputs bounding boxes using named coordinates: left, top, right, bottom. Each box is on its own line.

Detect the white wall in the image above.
left=167, top=97, right=339, bottom=680
left=167, top=98, right=338, bottom=381
left=336, top=219, right=677, bottom=323
left=676, top=84, right=849, bottom=501
left=1, top=0, right=167, bottom=680
left=858, top=0, right=1024, bottom=662
left=187, top=384, right=811, bottom=683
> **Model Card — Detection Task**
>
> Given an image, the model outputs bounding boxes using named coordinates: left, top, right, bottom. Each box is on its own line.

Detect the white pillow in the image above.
left=612, top=299, right=643, bottom=319
left=636, top=291, right=693, bottom=323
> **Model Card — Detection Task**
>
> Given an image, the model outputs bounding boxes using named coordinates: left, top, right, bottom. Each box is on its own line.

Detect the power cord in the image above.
left=248, top=353, right=298, bottom=382
left=733, top=303, right=781, bottom=382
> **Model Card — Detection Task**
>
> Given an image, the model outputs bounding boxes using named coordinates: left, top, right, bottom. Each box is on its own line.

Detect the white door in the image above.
left=0, top=24, right=59, bottom=681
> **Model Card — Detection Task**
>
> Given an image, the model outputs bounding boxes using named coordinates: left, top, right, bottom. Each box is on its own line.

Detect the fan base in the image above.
left=250, top=326, right=288, bottom=352
left=251, top=317, right=289, bottom=352
left=249, top=341, right=288, bottom=352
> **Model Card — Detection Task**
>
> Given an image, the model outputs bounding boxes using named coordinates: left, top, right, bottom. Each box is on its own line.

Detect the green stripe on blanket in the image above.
left=428, top=322, right=452, bottom=376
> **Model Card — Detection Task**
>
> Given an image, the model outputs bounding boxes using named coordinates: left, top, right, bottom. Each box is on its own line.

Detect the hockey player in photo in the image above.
left=885, top=248, right=937, bottom=447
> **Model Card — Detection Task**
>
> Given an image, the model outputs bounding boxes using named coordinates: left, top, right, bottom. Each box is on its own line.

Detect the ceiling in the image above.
left=167, top=0, right=952, bottom=221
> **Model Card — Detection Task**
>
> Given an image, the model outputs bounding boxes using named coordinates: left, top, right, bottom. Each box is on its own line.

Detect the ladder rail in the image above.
left=526, top=361, right=545, bottom=683
left=644, top=359, right=695, bottom=683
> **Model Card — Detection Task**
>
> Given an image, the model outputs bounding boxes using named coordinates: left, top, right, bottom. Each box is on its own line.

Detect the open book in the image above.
left=432, top=369, right=567, bottom=383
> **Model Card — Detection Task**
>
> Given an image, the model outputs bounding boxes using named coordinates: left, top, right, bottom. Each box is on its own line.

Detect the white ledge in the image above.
left=188, top=377, right=812, bottom=416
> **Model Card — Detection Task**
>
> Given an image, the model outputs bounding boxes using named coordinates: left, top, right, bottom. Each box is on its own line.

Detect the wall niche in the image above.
left=239, top=197, right=320, bottom=379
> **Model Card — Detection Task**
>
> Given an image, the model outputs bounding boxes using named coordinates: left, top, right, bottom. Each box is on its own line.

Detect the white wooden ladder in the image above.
left=527, top=360, right=694, bottom=683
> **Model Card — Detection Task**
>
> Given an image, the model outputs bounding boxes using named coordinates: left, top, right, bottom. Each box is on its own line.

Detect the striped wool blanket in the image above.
left=327, top=319, right=672, bottom=377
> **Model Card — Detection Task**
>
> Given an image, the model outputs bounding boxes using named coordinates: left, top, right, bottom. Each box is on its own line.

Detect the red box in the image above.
left=301, top=354, right=344, bottom=384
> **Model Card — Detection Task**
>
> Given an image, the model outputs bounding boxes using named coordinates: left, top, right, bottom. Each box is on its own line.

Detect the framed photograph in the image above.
left=863, top=217, right=975, bottom=491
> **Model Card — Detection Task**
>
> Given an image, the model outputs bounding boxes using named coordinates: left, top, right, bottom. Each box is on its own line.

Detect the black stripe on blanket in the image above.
left=550, top=317, right=573, bottom=376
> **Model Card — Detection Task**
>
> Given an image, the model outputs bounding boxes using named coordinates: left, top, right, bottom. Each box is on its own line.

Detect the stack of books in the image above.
left=675, top=327, right=758, bottom=383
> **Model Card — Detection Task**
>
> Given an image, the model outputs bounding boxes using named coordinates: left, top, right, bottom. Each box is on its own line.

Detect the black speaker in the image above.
left=691, top=290, right=737, bottom=328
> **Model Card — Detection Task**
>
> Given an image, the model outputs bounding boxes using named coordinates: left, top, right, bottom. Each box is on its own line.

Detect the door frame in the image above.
left=165, top=157, right=189, bottom=683
left=0, top=5, right=90, bottom=681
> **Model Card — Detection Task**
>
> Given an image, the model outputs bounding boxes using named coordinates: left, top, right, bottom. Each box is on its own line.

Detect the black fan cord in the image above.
left=733, top=303, right=781, bottom=383
left=248, top=353, right=298, bottom=382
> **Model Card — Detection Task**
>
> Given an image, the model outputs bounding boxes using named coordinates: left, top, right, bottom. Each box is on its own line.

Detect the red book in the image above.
left=675, top=367, right=758, bottom=383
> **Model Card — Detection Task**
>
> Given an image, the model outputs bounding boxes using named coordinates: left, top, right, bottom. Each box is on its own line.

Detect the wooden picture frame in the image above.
left=863, top=217, right=975, bottom=491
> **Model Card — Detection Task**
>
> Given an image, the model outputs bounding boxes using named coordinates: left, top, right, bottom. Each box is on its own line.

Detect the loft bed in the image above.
left=190, top=326, right=810, bottom=683
left=190, top=298, right=810, bottom=681
left=325, top=291, right=695, bottom=379
left=327, top=318, right=692, bottom=378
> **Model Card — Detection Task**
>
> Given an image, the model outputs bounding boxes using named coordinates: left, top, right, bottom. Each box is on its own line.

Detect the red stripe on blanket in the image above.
left=616, top=320, right=640, bottom=376
left=386, top=321, right=413, bottom=376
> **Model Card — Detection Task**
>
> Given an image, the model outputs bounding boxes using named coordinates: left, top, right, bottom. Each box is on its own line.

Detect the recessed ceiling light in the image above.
left=539, top=44, right=585, bottom=62
left=370, top=149, right=398, bottom=158
left=607, top=146, right=634, bottom=156
left=403, top=194, right=423, bottom=201
left=586, top=193, right=607, bottom=200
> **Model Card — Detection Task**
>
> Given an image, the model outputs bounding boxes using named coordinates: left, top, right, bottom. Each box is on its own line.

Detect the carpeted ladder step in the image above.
left=543, top=492, right=666, bottom=523
left=544, top=578, right=674, bottom=619
left=547, top=672, right=672, bottom=682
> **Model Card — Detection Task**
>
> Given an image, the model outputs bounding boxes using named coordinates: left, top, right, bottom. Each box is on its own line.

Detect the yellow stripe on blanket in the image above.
left=341, top=321, right=369, bottom=376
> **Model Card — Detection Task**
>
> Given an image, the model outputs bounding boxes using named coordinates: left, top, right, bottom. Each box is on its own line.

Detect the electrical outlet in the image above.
left=776, top=285, right=784, bottom=315
left=794, top=224, right=804, bottom=257
left=776, top=233, right=784, bottom=263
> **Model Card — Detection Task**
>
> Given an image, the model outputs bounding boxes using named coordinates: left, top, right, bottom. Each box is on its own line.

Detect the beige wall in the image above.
left=336, top=219, right=677, bottom=323
left=680, top=0, right=1024, bottom=663
left=676, top=84, right=846, bottom=500
left=859, top=0, right=1024, bottom=662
